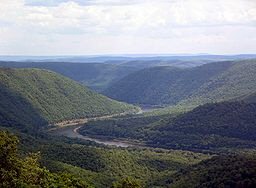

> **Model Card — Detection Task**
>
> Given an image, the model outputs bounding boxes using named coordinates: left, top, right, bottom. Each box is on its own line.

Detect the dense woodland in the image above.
left=1, top=129, right=211, bottom=187
left=168, top=153, right=256, bottom=188
left=0, top=56, right=228, bottom=92
left=2, top=128, right=256, bottom=187
left=149, top=101, right=256, bottom=150
left=1, top=55, right=253, bottom=92
left=80, top=101, right=256, bottom=151
left=0, top=68, right=137, bottom=129
left=103, top=61, right=234, bottom=105
left=0, top=62, right=140, bottom=91
left=0, top=131, right=90, bottom=187
left=104, top=60, right=256, bottom=106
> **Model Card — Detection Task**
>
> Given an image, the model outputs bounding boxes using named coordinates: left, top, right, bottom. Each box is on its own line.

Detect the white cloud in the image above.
left=0, top=0, right=255, bottom=55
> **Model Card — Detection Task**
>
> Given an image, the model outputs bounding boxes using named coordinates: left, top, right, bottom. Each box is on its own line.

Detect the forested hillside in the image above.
left=0, top=68, right=137, bottom=129
left=1, top=56, right=249, bottom=92
left=0, top=129, right=210, bottom=187
left=104, top=60, right=256, bottom=106
left=79, top=101, right=256, bottom=151
left=0, top=131, right=90, bottom=187
left=150, top=101, right=256, bottom=150
left=181, top=59, right=256, bottom=105
left=168, top=153, right=256, bottom=188
left=0, top=62, right=139, bottom=91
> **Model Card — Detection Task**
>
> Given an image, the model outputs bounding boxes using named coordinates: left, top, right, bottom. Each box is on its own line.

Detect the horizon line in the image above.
left=1, top=53, right=256, bottom=57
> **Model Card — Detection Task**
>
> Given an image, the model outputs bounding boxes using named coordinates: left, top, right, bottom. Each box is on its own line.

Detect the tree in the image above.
left=0, top=130, right=90, bottom=188
left=112, top=177, right=142, bottom=188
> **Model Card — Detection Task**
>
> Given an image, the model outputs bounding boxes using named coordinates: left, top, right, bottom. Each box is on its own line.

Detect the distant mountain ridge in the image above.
left=1, top=54, right=256, bottom=62
left=1, top=54, right=256, bottom=92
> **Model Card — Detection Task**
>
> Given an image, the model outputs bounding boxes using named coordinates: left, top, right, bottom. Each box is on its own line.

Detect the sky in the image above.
left=0, top=0, right=255, bottom=55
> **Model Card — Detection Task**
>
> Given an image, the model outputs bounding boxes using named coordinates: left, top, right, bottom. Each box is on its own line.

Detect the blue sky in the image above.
left=0, top=0, right=255, bottom=55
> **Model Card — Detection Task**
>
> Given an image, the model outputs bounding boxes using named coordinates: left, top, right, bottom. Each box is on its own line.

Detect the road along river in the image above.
left=51, top=106, right=161, bottom=148
left=53, top=125, right=134, bottom=147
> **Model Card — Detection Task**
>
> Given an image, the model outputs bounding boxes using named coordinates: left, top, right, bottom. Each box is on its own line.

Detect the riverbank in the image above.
left=52, top=125, right=144, bottom=147
left=49, top=106, right=162, bottom=147
left=48, top=109, right=140, bottom=131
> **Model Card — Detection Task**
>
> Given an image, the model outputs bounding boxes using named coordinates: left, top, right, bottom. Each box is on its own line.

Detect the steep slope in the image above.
left=0, top=62, right=139, bottom=91
left=104, top=59, right=256, bottom=106
left=168, top=153, right=256, bottom=188
left=161, top=101, right=256, bottom=140
left=149, top=101, right=256, bottom=150
left=0, top=82, right=47, bottom=130
left=2, top=130, right=209, bottom=188
left=103, top=61, right=234, bottom=105
left=0, top=68, right=137, bottom=128
left=0, top=131, right=90, bottom=187
left=181, top=59, right=256, bottom=106
left=78, top=100, right=256, bottom=151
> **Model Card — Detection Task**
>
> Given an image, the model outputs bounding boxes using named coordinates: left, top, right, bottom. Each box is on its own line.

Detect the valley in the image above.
left=1, top=1, right=256, bottom=187
left=1, top=57, right=256, bottom=187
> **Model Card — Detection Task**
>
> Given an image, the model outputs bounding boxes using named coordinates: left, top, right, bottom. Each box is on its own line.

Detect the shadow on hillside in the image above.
left=0, top=83, right=48, bottom=133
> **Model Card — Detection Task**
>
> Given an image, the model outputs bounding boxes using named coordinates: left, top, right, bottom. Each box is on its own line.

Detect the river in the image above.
left=54, top=125, right=134, bottom=147
left=52, top=105, right=162, bottom=148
